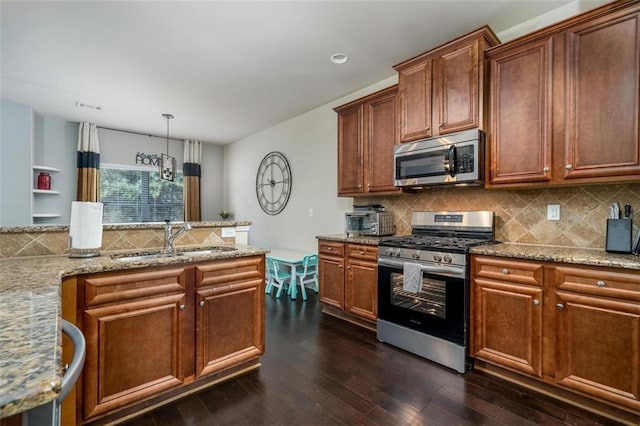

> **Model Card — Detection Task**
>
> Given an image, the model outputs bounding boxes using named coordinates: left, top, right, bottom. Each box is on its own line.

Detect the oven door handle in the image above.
left=377, top=258, right=465, bottom=278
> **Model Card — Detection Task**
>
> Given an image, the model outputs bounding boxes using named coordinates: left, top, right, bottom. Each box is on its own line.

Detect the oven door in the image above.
left=377, top=257, right=468, bottom=345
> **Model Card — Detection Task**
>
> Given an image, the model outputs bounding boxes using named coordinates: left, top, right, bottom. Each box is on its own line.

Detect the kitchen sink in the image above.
left=112, top=246, right=237, bottom=262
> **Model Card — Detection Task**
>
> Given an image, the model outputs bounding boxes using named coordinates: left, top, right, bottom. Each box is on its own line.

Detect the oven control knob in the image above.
left=443, top=254, right=452, bottom=263
left=385, top=248, right=394, bottom=256
left=412, top=250, right=420, bottom=260
left=394, top=248, right=402, bottom=257
left=433, top=254, right=442, bottom=262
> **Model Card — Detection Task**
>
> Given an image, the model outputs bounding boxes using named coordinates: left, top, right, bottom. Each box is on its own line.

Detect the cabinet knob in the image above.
left=327, top=247, right=332, bottom=251
left=199, top=300, right=205, bottom=307
left=438, top=123, right=443, bottom=128
left=596, top=280, right=606, bottom=287
left=502, top=268, right=509, bottom=275
left=565, top=164, right=573, bottom=170
left=346, top=266, right=351, bottom=269
left=533, top=299, right=540, bottom=306
left=179, top=304, right=185, bottom=310
left=358, top=184, right=362, bottom=189
left=556, top=303, right=564, bottom=310
left=359, top=251, right=365, bottom=255
left=543, top=166, right=549, bottom=172
left=425, top=126, right=430, bottom=130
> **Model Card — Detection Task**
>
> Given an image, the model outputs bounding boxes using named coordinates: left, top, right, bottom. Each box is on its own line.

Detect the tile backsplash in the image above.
left=359, top=183, right=640, bottom=249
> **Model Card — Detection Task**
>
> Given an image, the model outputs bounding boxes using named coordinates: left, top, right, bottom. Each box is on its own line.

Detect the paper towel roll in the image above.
left=69, top=202, right=103, bottom=249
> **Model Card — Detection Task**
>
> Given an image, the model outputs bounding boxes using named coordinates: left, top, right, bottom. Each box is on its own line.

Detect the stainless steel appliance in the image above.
left=377, top=210, right=494, bottom=373
left=345, top=211, right=394, bottom=236
left=394, top=129, right=484, bottom=188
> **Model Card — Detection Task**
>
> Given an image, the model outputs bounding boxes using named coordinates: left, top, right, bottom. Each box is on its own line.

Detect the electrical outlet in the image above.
left=308, top=208, right=313, bottom=217
left=547, top=204, right=560, bottom=221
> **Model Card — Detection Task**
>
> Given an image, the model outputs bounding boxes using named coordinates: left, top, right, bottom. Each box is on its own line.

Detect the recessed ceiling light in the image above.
left=330, top=53, right=348, bottom=64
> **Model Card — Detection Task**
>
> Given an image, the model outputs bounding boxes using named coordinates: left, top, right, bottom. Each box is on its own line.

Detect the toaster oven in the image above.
left=345, top=211, right=394, bottom=236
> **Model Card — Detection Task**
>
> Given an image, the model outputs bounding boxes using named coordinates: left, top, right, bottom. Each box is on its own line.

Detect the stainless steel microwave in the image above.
left=345, top=211, right=394, bottom=236
left=394, top=129, right=484, bottom=187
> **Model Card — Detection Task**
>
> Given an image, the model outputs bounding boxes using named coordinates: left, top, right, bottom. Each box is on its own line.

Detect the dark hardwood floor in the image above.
left=124, top=293, right=622, bottom=426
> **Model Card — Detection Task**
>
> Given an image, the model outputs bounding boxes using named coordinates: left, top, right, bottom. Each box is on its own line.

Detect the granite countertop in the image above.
left=316, top=234, right=387, bottom=246
left=471, top=242, right=640, bottom=270
left=0, top=220, right=251, bottom=234
left=0, top=245, right=267, bottom=418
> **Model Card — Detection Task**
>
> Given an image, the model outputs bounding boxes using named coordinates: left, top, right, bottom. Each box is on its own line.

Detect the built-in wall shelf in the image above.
left=32, top=165, right=61, bottom=173
left=33, top=189, right=61, bottom=195
left=32, top=213, right=61, bottom=218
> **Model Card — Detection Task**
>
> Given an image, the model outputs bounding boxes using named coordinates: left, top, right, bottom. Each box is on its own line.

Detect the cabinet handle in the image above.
left=179, top=304, right=185, bottom=310
left=199, top=300, right=205, bottom=307
left=502, top=268, right=509, bottom=275
left=533, top=299, right=540, bottom=306
left=596, top=280, right=606, bottom=287
left=543, top=166, right=549, bottom=172
left=556, top=303, right=564, bottom=310
left=565, top=164, right=572, bottom=170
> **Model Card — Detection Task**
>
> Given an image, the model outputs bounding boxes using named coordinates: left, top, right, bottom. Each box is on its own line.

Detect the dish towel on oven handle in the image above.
left=403, top=262, right=423, bottom=293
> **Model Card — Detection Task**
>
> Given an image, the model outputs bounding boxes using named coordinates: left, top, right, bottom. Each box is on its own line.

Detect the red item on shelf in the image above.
left=37, top=172, right=51, bottom=190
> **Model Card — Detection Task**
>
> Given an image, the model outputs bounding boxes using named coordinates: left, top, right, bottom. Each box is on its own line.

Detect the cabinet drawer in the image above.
left=196, top=256, right=263, bottom=288
left=84, top=268, right=187, bottom=307
left=473, top=256, right=543, bottom=287
left=554, top=265, right=640, bottom=302
left=318, top=241, right=344, bottom=257
left=346, top=244, right=378, bottom=261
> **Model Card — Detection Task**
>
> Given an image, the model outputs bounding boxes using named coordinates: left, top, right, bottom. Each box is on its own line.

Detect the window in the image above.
left=100, top=164, right=183, bottom=223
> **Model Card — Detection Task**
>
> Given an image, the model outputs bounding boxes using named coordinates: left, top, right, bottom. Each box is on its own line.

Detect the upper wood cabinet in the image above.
left=335, top=85, right=400, bottom=196
left=394, top=27, right=499, bottom=143
left=487, top=0, right=640, bottom=188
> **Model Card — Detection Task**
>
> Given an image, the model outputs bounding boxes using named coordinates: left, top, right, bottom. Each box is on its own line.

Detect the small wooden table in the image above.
left=266, top=248, right=314, bottom=300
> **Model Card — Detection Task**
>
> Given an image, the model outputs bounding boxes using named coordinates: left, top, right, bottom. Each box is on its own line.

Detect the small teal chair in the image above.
left=265, top=258, right=291, bottom=298
left=293, top=255, right=318, bottom=301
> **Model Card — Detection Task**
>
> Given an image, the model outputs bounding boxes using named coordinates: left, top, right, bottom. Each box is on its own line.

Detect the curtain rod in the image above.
left=97, top=126, right=183, bottom=142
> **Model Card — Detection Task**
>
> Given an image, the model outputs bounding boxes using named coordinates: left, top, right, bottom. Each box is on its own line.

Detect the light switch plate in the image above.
left=547, top=204, right=560, bottom=221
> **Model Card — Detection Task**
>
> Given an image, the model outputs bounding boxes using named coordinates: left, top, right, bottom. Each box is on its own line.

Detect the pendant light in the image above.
left=160, top=113, right=176, bottom=181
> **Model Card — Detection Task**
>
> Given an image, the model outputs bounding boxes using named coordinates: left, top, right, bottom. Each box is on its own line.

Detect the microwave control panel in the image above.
left=457, top=145, right=475, bottom=173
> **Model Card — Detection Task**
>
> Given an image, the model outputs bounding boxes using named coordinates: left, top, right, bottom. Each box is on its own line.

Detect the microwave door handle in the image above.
left=377, top=258, right=464, bottom=278
left=446, top=145, right=457, bottom=177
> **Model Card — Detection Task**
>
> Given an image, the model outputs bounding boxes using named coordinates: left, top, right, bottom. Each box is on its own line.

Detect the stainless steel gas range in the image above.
left=377, top=211, right=494, bottom=373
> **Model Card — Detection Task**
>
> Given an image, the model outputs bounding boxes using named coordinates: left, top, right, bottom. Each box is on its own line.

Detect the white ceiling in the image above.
left=1, top=1, right=603, bottom=144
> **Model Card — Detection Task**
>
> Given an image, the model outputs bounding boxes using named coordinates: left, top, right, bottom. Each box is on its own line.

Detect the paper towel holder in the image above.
left=68, top=201, right=103, bottom=258
left=68, top=238, right=101, bottom=258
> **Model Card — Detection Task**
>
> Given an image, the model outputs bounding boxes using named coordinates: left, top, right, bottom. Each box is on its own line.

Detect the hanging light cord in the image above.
left=162, top=113, right=174, bottom=154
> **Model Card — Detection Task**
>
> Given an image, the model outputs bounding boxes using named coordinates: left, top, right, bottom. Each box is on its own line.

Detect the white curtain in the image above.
left=76, top=122, right=101, bottom=202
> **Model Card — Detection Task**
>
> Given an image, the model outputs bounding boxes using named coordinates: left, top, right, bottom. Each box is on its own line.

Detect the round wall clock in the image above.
left=255, top=151, right=292, bottom=215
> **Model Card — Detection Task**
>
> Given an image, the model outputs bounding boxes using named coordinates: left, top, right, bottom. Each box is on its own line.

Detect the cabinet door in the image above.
left=83, top=294, right=187, bottom=420
left=337, top=104, right=364, bottom=195
left=345, top=258, right=377, bottom=322
left=434, top=39, right=480, bottom=134
left=473, top=278, right=543, bottom=378
left=195, top=279, right=264, bottom=378
left=319, top=255, right=345, bottom=309
left=555, top=291, right=640, bottom=412
left=488, top=38, right=552, bottom=186
left=561, top=8, right=640, bottom=180
left=398, top=59, right=433, bottom=142
left=194, top=257, right=265, bottom=378
left=365, top=87, right=400, bottom=194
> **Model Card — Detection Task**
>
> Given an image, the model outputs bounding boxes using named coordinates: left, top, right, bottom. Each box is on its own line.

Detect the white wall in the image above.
left=224, top=76, right=397, bottom=252
left=0, top=100, right=32, bottom=225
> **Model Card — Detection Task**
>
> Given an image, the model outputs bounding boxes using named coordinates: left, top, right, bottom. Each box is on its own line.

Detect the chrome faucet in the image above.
left=164, top=220, right=192, bottom=252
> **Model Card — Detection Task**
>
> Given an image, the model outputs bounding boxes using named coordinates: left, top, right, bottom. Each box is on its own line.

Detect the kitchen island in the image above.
left=0, top=245, right=267, bottom=423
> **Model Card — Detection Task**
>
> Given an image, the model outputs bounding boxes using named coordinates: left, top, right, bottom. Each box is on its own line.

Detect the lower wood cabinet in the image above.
left=62, top=256, right=264, bottom=425
left=471, top=255, right=640, bottom=419
left=318, top=240, right=378, bottom=328
left=471, top=256, right=544, bottom=378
